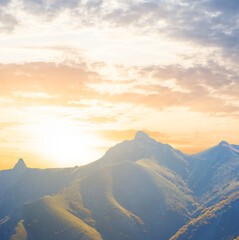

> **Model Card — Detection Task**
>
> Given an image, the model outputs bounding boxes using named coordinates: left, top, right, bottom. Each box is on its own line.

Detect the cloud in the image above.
left=102, top=0, right=239, bottom=61
left=75, top=115, right=118, bottom=124
left=98, top=91, right=239, bottom=115
left=0, top=121, right=22, bottom=130
left=207, top=0, right=239, bottom=13
left=140, top=63, right=235, bottom=91
left=1, top=61, right=239, bottom=116
left=2, top=0, right=239, bottom=61
left=1, top=61, right=239, bottom=161
left=1, top=1, right=239, bottom=166
left=0, top=0, right=11, bottom=6
left=87, top=61, right=239, bottom=115
left=24, top=0, right=81, bottom=17
left=0, top=10, right=18, bottom=33
left=0, top=61, right=100, bottom=93
left=96, top=129, right=166, bottom=142
left=0, top=0, right=18, bottom=33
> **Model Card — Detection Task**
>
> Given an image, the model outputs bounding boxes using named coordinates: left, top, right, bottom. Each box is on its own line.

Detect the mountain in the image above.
left=0, top=131, right=238, bottom=240
left=187, top=141, right=239, bottom=206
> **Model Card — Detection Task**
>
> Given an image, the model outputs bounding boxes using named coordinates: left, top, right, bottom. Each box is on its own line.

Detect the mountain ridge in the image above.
left=0, top=131, right=238, bottom=240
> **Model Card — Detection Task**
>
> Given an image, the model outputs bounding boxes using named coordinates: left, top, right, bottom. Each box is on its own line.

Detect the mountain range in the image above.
left=0, top=131, right=239, bottom=240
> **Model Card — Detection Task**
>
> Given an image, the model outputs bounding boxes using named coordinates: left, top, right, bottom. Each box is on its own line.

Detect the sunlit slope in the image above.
left=10, top=220, right=27, bottom=240
left=19, top=160, right=196, bottom=240
left=170, top=192, right=239, bottom=240
left=23, top=192, right=103, bottom=240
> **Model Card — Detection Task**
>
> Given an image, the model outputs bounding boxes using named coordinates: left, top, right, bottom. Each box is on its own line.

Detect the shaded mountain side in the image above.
left=187, top=141, right=239, bottom=206
left=9, top=160, right=196, bottom=240
left=196, top=178, right=239, bottom=210
left=170, top=192, right=239, bottom=240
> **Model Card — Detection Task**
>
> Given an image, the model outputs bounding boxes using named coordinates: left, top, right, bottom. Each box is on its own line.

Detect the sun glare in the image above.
left=26, top=116, right=102, bottom=167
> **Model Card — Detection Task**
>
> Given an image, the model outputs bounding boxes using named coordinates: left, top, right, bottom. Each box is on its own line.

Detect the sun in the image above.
left=27, top=116, right=102, bottom=167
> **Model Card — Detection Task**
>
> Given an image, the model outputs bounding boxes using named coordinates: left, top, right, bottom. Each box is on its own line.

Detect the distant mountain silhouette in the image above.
left=0, top=131, right=238, bottom=240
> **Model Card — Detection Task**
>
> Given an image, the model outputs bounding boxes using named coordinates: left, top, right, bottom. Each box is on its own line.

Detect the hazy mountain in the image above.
left=0, top=131, right=238, bottom=240
left=187, top=141, right=239, bottom=206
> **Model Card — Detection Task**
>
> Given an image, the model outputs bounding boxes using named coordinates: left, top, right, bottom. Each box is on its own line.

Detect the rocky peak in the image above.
left=134, top=131, right=151, bottom=141
left=13, top=158, right=27, bottom=171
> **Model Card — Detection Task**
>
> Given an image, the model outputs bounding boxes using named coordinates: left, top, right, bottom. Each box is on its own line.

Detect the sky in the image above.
left=1, top=0, right=239, bottom=169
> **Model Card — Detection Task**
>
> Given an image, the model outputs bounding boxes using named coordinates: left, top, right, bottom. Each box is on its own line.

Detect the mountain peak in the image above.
left=134, top=131, right=151, bottom=141
left=13, top=158, right=27, bottom=170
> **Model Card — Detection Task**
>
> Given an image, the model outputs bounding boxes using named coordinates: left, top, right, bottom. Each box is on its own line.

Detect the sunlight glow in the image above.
left=26, top=116, right=102, bottom=167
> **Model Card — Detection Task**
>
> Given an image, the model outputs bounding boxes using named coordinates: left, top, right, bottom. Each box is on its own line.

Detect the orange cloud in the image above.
left=0, top=62, right=238, bottom=116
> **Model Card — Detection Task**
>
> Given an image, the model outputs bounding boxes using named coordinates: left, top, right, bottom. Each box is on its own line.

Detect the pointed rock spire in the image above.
left=13, top=158, right=27, bottom=170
